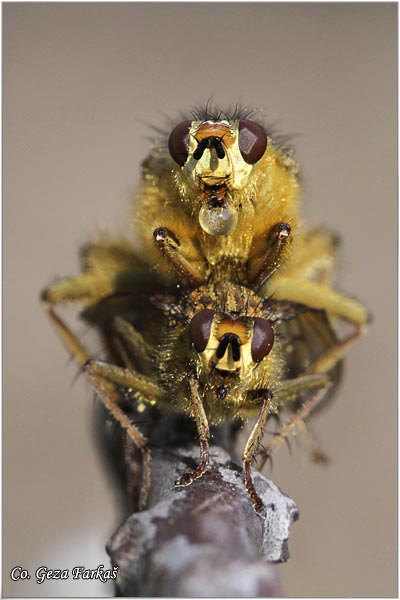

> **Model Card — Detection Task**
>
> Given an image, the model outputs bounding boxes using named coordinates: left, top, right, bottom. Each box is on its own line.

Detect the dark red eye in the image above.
left=251, top=318, right=274, bottom=362
left=238, top=120, right=267, bottom=164
left=168, top=120, right=192, bottom=166
left=189, top=309, right=215, bottom=352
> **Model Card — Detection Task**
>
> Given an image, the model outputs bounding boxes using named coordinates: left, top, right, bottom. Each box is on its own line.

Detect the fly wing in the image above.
left=275, top=309, right=343, bottom=415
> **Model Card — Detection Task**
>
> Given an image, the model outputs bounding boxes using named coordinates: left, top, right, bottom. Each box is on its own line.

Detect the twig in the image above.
left=107, top=444, right=299, bottom=597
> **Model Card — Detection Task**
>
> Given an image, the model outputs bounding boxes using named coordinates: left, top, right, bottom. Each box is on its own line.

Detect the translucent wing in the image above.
left=276, top=309, right=342, bottom=415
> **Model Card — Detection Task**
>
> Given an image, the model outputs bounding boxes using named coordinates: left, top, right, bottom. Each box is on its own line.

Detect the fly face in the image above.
left=173, top=119, right=268, bottom=191
left=185, top=284, right=276, bottom=410
left=190, top=310, right=274, bottom=378
left=168, top=116, right=268, bottom=235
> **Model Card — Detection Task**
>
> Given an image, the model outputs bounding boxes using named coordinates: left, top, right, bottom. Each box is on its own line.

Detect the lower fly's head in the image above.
left=187, top=285, right=275, bottom=402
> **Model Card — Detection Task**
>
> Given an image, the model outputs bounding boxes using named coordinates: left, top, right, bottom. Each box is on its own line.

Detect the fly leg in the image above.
left=42, top=301, right=164, bottom=510
left=247, top=222, right=291, bottom=289
left=305, top=325, right=364, bottom=374
left=242, top=392, right=272, bottom=517
left=292, top=328, right=363, bottom=464
left=112, top=315, right=154, bottom=374
left=41, top=237, right=145, bottom=306
left=85, top=361, right=167, bottom=510
left=266, top=276, right=371, bottom=328
left=175, top=373, right=210, bottom=487
left=85, top=364, right=155, bottom=510
left=257, top=374, right=332, bottom=470
left=153, top=227, right=206, bottom=287
left=297, top=420, right=329, bottom=464
left=258, top=324, right=363, bottom=469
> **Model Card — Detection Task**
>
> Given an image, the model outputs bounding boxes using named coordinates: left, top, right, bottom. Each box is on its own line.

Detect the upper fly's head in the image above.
left=168, top=111, right=268, bottom=236
left=168, top=118, right=267, bottom=190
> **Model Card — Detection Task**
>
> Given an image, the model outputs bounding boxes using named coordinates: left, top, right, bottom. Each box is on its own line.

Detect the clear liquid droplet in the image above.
left=199, top=204, right=238, bottom=236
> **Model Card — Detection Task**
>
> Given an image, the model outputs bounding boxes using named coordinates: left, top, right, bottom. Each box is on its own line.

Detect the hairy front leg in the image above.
left=175, top=373, right=210, bottom=487
left=242, top=391, right=272, bottom=517
left=247, top=222, right=291, bottom=290
left=154, top=227, right=206, bottom=287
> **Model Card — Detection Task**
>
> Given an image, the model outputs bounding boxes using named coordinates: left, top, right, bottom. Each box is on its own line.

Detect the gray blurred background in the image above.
left=3, top=3, right=397, bottom=597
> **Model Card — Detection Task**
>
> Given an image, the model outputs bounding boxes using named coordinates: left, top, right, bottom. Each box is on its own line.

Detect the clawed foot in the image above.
left=175, top=436, right=209, bottom=488
left=175, top=462, right=208, bottom=487
left=252, top=498, right=267, bottom=519
left=175, top=471, right=198, bottom=487
left=311, top=449, right=330, bottom=465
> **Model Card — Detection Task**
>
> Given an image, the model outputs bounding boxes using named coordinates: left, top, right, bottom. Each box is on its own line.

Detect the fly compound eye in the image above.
left=189, top=309, right=216, bottom=352
left=238, top=120, right=268, bottom=164
left=168, top=120, right=192, bottom=166
left=251, top=318, right=274, bottom=362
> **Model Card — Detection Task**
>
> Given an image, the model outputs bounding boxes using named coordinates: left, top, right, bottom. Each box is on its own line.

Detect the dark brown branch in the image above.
left=107, top=444, right=299, bottom=597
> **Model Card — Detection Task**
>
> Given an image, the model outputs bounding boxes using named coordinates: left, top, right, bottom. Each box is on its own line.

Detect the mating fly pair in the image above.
left=42, top=106, right=369, bottom=516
